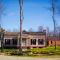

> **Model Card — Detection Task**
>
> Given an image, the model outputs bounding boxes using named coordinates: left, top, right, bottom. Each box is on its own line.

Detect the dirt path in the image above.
left=0, top=55, right=60, bottom=60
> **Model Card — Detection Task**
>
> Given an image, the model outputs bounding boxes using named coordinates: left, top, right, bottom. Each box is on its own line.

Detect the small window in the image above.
left=38, top=39, right=44, bottom=45
left=5, top=39, right=10, bottom=45
left=12, top=39, right=17, bottom=45
left=31, top=39, right=36, bottom=45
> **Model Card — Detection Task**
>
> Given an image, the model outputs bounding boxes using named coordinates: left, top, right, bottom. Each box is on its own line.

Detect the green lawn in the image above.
left=0, top=46, right=60, bottom=56
left=25, top=46, right=60, bottom=56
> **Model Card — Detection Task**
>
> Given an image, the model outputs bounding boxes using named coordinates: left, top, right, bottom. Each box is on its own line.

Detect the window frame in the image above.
left=38, top=39, right=44, bottom=45
left=31, top=39, right=36, bottom=45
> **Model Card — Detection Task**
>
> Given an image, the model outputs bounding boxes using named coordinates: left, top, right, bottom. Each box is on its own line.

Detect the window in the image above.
left=31, top=39, right=36, bottom=45
left=5, top=39, right=10, bottom=45
left=51, top=41, right=52, bottom=44
left=0, top=34, right=1, bottom=40
left=38, top=39, right=44, bottom=45
left=12, top=39, right=17, bottom=45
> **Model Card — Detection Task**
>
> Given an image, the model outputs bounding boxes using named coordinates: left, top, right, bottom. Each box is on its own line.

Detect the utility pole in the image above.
left=52, top=0, right=57, bottom=49
left=19, top=0, right=23, bottom=53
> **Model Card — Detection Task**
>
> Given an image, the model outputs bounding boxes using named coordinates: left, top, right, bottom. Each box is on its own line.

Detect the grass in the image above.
left=0, top=46, right=60, bottom=56
left=25, top=46, right=60, bottom=55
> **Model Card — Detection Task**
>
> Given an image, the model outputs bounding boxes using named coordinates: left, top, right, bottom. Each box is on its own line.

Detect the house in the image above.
left=47, top=36, right=60, bottom=46
left=3, top=31, right=46, bottom=49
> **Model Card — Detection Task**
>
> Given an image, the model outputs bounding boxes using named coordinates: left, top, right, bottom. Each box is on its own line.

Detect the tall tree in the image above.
left=0, top=0, right=4, bottom=52
left=19, top=0, right=23, bottom=53
left=51, top=0, right=59, bottom=49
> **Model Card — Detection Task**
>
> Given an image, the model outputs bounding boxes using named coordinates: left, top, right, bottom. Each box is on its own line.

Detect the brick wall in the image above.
left=49, top=40, right=60, bottom=46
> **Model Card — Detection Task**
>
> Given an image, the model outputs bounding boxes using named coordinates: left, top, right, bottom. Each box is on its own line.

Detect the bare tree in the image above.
left=38, top=26, right=43, bottom=32
left=51, top=0, right=59, bottom=49
left=0, top=0, right=5, bottom=52
left=29, top=28, right=34, bottom=32
left=19, top=0, right=23, bottom=53
left=46, top=27, right=50, bottom=36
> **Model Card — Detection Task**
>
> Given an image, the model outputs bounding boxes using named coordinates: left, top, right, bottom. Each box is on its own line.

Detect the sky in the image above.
left=1, top=0, right=60, bottom=31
